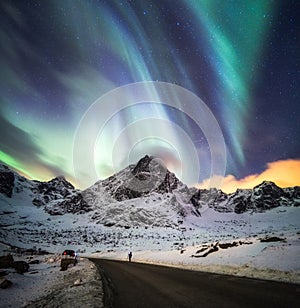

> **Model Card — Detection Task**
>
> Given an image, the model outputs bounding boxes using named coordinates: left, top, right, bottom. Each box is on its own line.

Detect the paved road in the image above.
left=91, top=259, right=299, bottom=308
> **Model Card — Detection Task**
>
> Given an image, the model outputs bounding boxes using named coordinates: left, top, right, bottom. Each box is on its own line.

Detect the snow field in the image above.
left=94, top=233, right=300, bottom=284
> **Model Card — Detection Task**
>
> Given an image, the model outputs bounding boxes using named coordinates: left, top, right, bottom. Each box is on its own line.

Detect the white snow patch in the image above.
left=0, top=244, right=103, bottom=307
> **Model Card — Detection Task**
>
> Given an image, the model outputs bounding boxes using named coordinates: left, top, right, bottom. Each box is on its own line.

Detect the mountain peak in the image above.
left=132, top=155, right=163, bottom=175
left=253, top=180, right=284, bottom=195
left=254, top=181, right=278, bottom=188
left=47, top=176, right=74, bottom=190
left=89, top=155, right=181, bottom=201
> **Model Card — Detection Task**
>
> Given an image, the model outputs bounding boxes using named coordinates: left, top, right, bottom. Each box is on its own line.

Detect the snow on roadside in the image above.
left=93, top=233, right=300, bottom=285
left=0, top=244, right=104, bottom=308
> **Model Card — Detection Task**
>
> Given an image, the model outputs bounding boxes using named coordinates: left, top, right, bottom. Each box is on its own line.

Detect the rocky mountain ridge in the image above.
left=0, top=157, right=299, bottom=221
left=0, top=164, right=91, bottom=215
left=194, top=181, right=299, bottom=214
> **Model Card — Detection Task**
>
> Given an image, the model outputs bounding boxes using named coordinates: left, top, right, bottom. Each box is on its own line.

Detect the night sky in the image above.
left=0, top=0, right=299, bottom=192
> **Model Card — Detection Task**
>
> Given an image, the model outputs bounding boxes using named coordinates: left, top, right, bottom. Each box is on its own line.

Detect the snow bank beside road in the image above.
left=0, top=244, right=104, bottom=307
left=95, top=233, right=300, bottom=284
left=26, top=258, right=104, bottom=308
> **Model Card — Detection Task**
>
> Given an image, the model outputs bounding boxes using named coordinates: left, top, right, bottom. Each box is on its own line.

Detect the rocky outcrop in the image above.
left=44, top=193, right=91, bottom=215
left=0, top=255, right=14, bottom=268
left=250, top=181, right=286, bottom=210
left=34, top=176, right=74, bottom=197
left=32, top=176, right=75, bottom=206
left=0, top=278, right=12, bottom=289
left=283, top=186, right=300, bottom=199
left=0, top=166, right=15, bottom=198
left=0, top=255, right=29, bottom=274
left=13, top=261, right=29, bottom=274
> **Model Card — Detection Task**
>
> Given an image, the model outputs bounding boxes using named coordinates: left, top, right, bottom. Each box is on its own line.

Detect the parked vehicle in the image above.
left=62, top=250, right=77, bottom=262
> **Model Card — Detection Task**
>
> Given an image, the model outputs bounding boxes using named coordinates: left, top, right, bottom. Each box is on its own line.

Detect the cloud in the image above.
left=0, top=112, right=74, bottom=181
left=0, top=113, right=43, bottom=164
left=197, top=159, right=300, bottom=193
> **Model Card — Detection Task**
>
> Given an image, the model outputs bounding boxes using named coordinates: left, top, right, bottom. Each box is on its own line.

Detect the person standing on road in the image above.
left=128, top=251, right=132, bottom=262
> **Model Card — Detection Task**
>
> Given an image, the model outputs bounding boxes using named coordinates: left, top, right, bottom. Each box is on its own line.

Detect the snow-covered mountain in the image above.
left=1, top=156, right=299, bottom=221
left=0, top=164, right=91, bottom=215
left=0, top=157, right=299, bottom=252
left=82, top=155, right=200, bottom=228
left=194, top=181, right=299, bottom=214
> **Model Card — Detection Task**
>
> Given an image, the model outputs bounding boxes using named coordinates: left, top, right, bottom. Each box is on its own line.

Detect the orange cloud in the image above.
left=196, top=159, right=300, bottom=193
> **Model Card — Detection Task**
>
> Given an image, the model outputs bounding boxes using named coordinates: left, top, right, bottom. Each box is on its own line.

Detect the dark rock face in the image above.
left=232, top=195, right=251, bottom=214
left=190, top=188, right=232, bottom=213
left=283, top=186, right=300, bottom=199
left=0, top=255, right=14, bottom=269
left=114, top=186, right=142, bottom=201
left=44, top=193, right=91, bottom=215
left=250, top=181, right=286, bottom=210
left=253, top=181, right=285, bottom=197
left=32, top=176, right=75, bottom=204
left=31, top=176, right=92, bottom=215
left=113, top=155, right=179, bottom=201
left=13, top=261, right=29, bottom=274
left=190, top=190, right=202, bottom=208
left=132, top=155, right=153, bottom=175
left=0, top=167, right=15, bottom=198
left=157, top=171, right=179, bottom=193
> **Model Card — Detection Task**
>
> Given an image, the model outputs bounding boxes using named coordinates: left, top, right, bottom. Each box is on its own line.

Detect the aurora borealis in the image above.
left=0, top=1, right=299, bottom=191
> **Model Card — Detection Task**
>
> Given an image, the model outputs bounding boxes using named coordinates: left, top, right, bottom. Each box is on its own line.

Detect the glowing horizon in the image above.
left=196, top=159, right=300, bottom=193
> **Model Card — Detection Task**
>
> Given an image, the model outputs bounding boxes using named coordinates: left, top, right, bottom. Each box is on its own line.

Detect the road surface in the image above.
left=91, top=259, right=299, bottom=308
